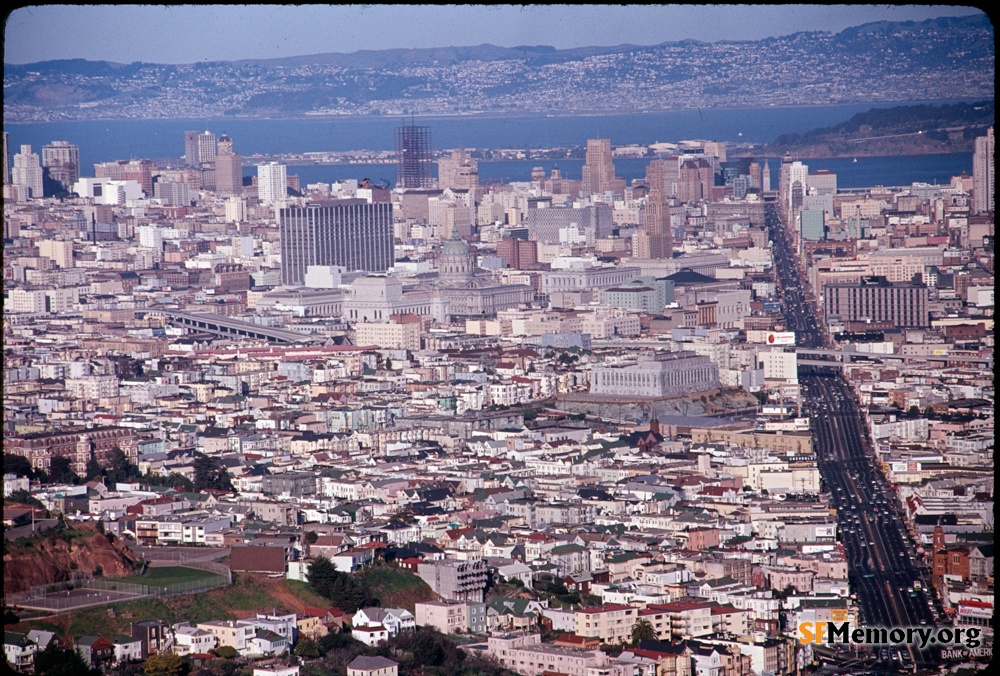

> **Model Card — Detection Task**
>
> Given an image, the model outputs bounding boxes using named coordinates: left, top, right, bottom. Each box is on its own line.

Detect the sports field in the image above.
left=137, top=566, right=221, bottom=586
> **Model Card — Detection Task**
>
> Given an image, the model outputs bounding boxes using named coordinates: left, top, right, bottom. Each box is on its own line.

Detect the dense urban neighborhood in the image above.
left=3, top=117, right=993, bottom=676
left=2, top=9, right=995, bottom=676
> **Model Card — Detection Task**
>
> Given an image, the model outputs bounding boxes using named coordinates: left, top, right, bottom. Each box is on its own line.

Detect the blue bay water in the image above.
left=282, top=154, right=973, bottom=191
left=4, top=104, right=973, bottom=190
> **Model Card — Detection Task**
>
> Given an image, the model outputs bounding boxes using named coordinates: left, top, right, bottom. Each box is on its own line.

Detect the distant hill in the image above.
left=756, top=100, right=995, bottom=157
left=3, top=14, right=993, bottom=122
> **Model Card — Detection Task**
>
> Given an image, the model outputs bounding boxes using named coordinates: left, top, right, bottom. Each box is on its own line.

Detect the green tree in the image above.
left=211, top=646, right=238, bottom=659
left=3, top=606, right=20, bottom=625
left=5, top=489, right=45, bottom=509
left=143, top=651, right=188, bottom=676
left=294, top=637, right=321, bottom=658
left=630, top=618, right=657, bottom=646
left=305, top=530, right=319, bottom=545
left=49, top=456, right=80, bottom=484
left=34, top=644, right=101, bottom=676
left=143, top=472, right=195, bottom=492
left=3, top=453, right=35, bottom=478
left=193, top=455, right=233, bottom=492
left=105, top=448, right=141, bottom=484
left=306, top=556, right=368, bottom=612
left=307, top=556, right=340, bottom=599
left=85, top=458, right=105, bottom=482
left=412, top=631, right=445, bottom=666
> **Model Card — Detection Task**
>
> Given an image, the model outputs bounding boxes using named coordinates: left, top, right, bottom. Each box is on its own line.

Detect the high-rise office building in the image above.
left=279, top=199, right=394, bottom=286
left=823, top=276, right=929, bottom=328
left=636, top=188, right=673, bottom=259
left=677, top=158, right=713, bottom=204
left=96, top=159, right=155, bottom=196
left=214, top=132, right=243, bottom=197
left=437, top=151, right=479, bottom=190
left=41, top=140, right=80, bottom=191
left=646, top=158, right=679, bottom=198
left=257, top=162, right=288, bottom=205
left=972, top=127, right=994, bottom=215
left=395, top=124, right=433, bottom=189
left=11, top=145, right=44, bottom=197
left=778, top=153, right=793, bottom=210
left=183, top=131, right=200, bottom=166
left=778, top=157, right=808, bottom=217
left=2, top=132, right=8, bottom=185
left=581, top=138, right=624, bottom=196
left=197, top=130, right=216, bottom=165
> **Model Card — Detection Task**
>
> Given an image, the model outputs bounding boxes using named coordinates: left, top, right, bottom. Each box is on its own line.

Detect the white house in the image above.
left=353, top=607, right=415, bottom=636
left=172, top=623, right=218, bottom=655
left=111, top=635, right=144, bottom=663
left=351, top=625, right=389, bottom=647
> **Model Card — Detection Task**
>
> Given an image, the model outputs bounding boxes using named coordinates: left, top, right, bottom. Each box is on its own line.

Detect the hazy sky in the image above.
left=3, top=4, right=987, bottom=65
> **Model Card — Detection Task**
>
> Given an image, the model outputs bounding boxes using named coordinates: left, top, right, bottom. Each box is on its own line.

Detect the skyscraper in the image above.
left=42, top=140, right=81, bottom=191
left=395, top=123, right=433, bottom=189
left=2, top=131, right=10, bottom=185
left=183, top=131, right=200, bottom=166
left=437, top=151, right=479, bottom=190
left=214, top=132, right=243, bottom=197
left=11, top=145, right=44, bottom=198
left=677, top=158, right=713, bottom=204
left=581, top=138, right=624, bottom=196
left=646, top=158, right=679, bottom=198
left=279, top=199, right=394, bottom=286
left=197, top=130, right=216, bottom=165
left=972, top=127, right=994, bottom=215
left=637, top=188, right=673, bottom=259
left=257, top=162, right=288, bottom=205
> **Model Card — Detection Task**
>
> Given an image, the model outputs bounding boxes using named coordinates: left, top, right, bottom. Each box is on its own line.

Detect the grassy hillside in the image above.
left=12, top=574, right=331, bottom=640
left=355, top=564, right=438, bottom=612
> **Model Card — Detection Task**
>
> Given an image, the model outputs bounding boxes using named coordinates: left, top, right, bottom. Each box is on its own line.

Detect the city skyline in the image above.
left=3, top=4, right=986, bottom=65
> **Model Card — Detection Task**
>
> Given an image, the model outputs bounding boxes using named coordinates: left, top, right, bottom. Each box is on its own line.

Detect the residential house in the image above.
left=347, top=655, right=399, bottom=676
left=248, top=629, right=289, bottom=656
left=75, top=636, right=116, bottom=670
left=487, top=632, right=609, bottom=676
left=196, top=620, right=255, bottom=653
left=4, top=632, right=37, bottom=673
left=131, top=619, right=173, bottom=658
left=415, top=600, right=487, bottom=635
left=351, top=625, right=389, bottom=647
left=574, top=604, right=638, bottom=645
left=111, top=634, right=144, bottom=664
left=353, top=608, right=415, bottom=637
left=172, top=623, right=218, bottom=655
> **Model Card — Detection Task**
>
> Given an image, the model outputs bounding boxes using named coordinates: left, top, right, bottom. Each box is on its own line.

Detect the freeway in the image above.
left=765, top=201, right=940, bottom=672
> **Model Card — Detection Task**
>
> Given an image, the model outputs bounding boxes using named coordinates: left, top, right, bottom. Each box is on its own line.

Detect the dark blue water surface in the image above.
left=4, top=104, right=973, bottom=190
left=279, top=154, right=972, bottom=191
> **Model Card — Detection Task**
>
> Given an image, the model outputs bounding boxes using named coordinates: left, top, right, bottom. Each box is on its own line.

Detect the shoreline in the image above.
left=3, top=97, right=981, bottom=127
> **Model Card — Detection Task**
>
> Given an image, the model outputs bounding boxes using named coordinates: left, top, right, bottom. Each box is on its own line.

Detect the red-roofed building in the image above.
left=299, top=607, right=345, bottom=638
left=552, top=633, right=600, bottom=649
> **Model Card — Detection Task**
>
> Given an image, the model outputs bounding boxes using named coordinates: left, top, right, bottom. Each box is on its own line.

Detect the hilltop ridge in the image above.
left=4, top=14, right=992, bottom=122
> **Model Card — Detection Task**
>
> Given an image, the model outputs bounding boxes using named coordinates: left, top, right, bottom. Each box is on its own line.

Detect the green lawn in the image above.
left=135, top=566, right=223, bottom=587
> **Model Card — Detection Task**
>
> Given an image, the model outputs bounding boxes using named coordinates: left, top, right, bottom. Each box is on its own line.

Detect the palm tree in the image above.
left=630, top=617, right=657, bottom=646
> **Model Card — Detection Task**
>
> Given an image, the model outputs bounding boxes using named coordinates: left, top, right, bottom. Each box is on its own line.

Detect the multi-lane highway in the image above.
left=765, top=202, right=940, bottom=671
